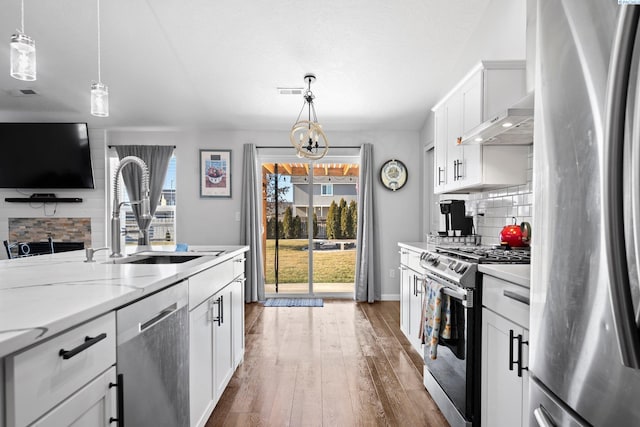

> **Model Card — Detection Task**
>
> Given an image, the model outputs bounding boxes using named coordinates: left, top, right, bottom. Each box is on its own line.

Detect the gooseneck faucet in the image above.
left=111, top=156, right=151, bottom=258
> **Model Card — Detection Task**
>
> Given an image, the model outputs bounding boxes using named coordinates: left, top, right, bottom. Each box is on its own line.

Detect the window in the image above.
left=108, top=153, right=177, bottom=245
left=321, top=183, right=333, bottom=196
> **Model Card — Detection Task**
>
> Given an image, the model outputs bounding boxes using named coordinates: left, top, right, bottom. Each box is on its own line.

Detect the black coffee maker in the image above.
left=439, top=200, right=474, bottom=236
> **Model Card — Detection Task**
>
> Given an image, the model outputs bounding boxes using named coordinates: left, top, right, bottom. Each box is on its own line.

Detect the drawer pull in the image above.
left=503, top=289, right=530, bottom=306
left=58, top=333, right=107, bottom=360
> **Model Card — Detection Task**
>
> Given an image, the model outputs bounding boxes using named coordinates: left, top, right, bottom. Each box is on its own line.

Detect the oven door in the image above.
left=422, top=274, right=477, bottom=427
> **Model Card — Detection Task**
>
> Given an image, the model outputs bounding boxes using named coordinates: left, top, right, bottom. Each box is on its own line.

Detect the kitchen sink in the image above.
left=106, top=251, right=222, bottom=264
left=126, top=255, right=203, bottom=264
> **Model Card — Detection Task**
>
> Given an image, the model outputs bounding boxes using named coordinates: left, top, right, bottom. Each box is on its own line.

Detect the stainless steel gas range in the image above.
left=419, top=245, right=530, bottom=427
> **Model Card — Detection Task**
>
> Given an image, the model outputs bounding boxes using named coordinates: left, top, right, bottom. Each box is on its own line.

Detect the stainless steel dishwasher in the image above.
left=116, top=281, right=189, bottom=427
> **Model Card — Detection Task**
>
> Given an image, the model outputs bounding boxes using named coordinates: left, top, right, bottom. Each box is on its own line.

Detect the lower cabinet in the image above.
left=31, top=367, right=117, bottom=427
left=481, top=275, right=530, bottom=427
left=189, top=255, right=246, bottom=427
left=399, top=245, right=425, bottom=355
left=4, top=312, right=117, bottom=427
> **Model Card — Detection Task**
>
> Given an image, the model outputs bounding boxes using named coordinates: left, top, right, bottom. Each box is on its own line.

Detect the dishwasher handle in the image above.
left=139, top=303, right=178, bottom=332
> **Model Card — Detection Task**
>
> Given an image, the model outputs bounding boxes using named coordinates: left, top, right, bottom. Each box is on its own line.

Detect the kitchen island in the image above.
left=0, top=245, right=248, bottom=427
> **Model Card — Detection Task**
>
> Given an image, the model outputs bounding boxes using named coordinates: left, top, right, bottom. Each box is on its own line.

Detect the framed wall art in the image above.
left=200, top=149, right=231, bottom=198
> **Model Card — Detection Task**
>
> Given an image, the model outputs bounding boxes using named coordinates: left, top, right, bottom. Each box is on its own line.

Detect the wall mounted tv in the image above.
left=0, top=123, right=95, bottom=189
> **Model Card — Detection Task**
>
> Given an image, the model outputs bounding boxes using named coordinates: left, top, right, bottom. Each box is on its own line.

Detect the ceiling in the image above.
left=0, top=0, right=527, bottom=132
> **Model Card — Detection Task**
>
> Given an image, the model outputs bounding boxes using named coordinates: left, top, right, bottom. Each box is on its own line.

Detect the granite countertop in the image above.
left=0, top=245, right=248, bottom=359
left=478, top=264, right=531, bottom=288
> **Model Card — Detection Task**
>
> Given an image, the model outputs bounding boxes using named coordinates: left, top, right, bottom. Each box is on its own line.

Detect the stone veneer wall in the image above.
left=8, top=218, right=92, bottom=246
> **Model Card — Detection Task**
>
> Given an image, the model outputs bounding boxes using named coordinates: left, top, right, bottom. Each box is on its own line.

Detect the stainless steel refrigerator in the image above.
left=531, top=0, right=640, bottom=426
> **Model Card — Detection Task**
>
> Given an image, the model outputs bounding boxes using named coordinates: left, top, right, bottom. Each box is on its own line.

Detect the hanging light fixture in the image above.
left=290, top=74, right=329, bottom=160
left=10, top=0, right=36, bottom=81
left=91, top=0, right=109, bottom=117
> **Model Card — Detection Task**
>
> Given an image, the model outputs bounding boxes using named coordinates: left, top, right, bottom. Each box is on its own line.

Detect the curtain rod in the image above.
left=107, top=145, right=176, bottom=148
left=255, top=145, right=361, bottom=149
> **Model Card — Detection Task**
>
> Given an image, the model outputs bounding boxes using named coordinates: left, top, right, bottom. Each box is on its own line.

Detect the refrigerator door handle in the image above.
left=603, top=5, right=640, bottom=369
left=533, top=405, right=556, bottom=427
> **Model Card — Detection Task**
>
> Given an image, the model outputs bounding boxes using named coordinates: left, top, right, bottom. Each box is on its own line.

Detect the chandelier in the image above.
left=10, top=0, right=36, bottom=81
left=289, top=74, right=329, bottom=160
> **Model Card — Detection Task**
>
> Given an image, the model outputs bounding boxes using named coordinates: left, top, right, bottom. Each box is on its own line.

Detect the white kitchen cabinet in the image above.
left=231, top=276, right=245, bottom=369
left=31, top=366, right=117, bottom=427
left=434, top=107, right=448, bottom=193
left=5, top=312, right=116, bottom=427
left=212, top=285, right=234, bottom=402
left=188, top=254, right=246, bottom=427
left=433, top=60, right=530, bottom=194
left=399, top=246, right=425, bottom=355
left=481, top=275, right=530, bottom=427
left=189, top=295, right=215, bottom=427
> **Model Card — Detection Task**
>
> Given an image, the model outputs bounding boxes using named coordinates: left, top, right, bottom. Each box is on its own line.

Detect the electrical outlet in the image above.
left=389, top=268, right=395, bottom=278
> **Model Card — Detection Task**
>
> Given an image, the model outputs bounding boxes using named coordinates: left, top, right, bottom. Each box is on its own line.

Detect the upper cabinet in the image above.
left=433, top=61, right=530, bottom=194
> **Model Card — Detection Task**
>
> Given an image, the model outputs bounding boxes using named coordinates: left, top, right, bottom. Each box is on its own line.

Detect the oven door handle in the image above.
left=424, top=272, right=472, bottom=307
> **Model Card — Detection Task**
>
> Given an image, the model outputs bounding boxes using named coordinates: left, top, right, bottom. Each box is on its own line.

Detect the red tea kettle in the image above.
left=499, top=217, right=531, bottom=247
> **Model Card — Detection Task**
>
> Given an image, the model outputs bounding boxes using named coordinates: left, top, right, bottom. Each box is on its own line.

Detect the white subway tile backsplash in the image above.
left=469, top=144, right=534, bottom=246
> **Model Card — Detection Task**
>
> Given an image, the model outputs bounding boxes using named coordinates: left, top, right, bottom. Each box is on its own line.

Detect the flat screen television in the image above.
left=0, top=123, right=95, bottom=189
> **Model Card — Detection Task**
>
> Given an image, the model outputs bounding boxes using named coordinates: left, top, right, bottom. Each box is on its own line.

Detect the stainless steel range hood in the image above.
left=460, top=92, right=534, bottom=145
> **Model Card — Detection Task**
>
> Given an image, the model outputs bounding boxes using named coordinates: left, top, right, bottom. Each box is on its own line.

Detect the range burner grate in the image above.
left=435, top=245, right=531, bottom=264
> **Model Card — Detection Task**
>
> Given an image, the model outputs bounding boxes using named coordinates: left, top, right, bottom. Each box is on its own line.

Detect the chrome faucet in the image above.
left=84, top=247, right=109, bottom=262
left=111, top=156, right=151, bottom=258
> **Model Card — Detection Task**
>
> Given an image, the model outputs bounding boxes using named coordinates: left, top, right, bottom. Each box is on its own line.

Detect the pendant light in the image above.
left=289, top=74, right=329, bottom=160
left=10, top=0, right=36, bottom=81
left=91, top=0, right=109, bottom=117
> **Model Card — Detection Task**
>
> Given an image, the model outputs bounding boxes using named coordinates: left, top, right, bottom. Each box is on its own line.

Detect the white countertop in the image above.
left=478, top=264, right=531, bottom=288
left=0, top=245, right=248, bottom=358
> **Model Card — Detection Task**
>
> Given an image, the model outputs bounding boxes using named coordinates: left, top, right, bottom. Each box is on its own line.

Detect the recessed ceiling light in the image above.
left=475, top=137, right=483, bottom=142
left=502, top=122, right=513, bottom=128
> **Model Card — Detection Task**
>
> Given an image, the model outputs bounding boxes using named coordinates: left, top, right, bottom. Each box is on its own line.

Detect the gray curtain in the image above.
left=115, top=145, right=174, bottom=245
left=355, top=143, right=380, bottom=302
left=240, top=144, right=265, bottom=302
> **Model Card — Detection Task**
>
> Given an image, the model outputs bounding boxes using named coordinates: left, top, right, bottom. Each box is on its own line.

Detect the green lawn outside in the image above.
left=264, top=239, right=356, bottom=284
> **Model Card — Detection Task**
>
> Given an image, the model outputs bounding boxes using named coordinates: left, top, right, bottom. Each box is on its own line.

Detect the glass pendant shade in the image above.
left=10, top=33, right=36, bottom=81
left=91, top=82, right=109, bottom=117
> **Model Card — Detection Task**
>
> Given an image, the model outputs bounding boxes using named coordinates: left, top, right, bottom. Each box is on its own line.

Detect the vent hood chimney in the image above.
left=461, top=0, right=536, bottom=146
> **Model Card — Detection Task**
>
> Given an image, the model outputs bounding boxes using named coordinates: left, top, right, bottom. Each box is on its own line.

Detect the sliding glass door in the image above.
left=259, top=150, right=359, bottom=297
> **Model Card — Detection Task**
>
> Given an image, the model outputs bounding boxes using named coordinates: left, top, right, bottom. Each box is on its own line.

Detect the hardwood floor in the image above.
left=206, top=300, right=449, bottom=427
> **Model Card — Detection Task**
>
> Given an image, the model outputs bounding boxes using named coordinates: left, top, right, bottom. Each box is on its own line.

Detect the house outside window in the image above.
left=321, top=183, right=333, bottom=196
left=109, top=154, right=177, bottom=245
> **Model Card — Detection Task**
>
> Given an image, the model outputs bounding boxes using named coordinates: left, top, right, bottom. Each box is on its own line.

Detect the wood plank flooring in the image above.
left=206, top=300, right=449, bottom=427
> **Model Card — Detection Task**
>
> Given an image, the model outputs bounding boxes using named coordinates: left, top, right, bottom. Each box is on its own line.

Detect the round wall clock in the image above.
left=380, top=159, right=407, bottom=191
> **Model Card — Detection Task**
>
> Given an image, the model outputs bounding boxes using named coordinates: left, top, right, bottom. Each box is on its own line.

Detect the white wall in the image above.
left=107, top=129, right=421, bottom=300
left=0, top=129, right=107, bottom=259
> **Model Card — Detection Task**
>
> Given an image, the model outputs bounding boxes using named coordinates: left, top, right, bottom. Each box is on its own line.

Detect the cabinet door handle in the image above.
left=509, top=330, right=529, bottom=377
left=212, top=296, right=223, bottom=326
left=109, top=374, right=124, bottom=425
left=454, top=159, right=463, bottom=180
left=438, top=167, right=444, bottom=185
left=59, top=333, right=107, bottom=360
left=220, top=294, right=225, bottom=324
